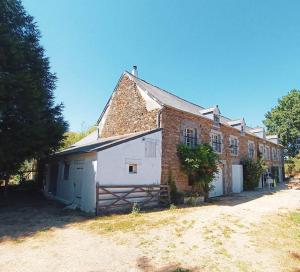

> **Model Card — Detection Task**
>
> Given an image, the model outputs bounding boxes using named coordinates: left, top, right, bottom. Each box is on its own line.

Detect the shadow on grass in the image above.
left=0, top=186, right=89, bottom=242
left=0, top=183, right=288, bottom=242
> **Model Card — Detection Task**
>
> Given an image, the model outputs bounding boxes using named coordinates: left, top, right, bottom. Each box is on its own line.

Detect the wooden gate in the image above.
left=95, top=184, right=170, bottom=215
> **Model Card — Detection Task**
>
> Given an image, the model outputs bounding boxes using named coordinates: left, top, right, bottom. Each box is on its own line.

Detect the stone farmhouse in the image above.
left=44, top=66, right=284, bottom=213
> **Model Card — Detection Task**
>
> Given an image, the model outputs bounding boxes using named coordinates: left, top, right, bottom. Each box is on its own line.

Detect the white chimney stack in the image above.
left=132, top=65, right=138, bottom=77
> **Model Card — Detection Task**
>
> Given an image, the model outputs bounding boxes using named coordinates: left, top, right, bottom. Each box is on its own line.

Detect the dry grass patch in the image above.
left=250, top=211, right=300, bottom=272
left=80, top=208, right=189, bottom=235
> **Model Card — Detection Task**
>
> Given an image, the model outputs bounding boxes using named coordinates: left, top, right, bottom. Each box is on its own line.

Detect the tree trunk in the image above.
left=36, top=159, right=45, bottom=190
left=204, top=191, right=209, bottom=202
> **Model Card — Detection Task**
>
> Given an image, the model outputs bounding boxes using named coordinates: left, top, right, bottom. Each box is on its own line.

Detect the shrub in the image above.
left=131, top=202, right=140, bottom=214
left=241, top=157, right=266, bottom=190
left=177, top=143, right=219, bottom=201
left=168, top=170, right=184, bottom=204
left=169, top=203, right=177, bottom=210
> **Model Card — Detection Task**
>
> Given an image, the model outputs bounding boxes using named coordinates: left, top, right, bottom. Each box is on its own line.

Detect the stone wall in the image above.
left=160, top=107, right=283, bottom=193
left=98, top=74, right=283, bottom=193
left=100, top=75, right=159, bottom=138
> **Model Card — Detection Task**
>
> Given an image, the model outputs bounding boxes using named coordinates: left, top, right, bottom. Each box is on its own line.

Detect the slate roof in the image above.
left=56, top=128, right=162, bottom=156
left=96, top=71, right=279, bottom=144
left=126, top=72, right=205, bottom=116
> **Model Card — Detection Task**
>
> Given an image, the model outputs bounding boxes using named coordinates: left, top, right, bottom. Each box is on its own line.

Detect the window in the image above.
left=230, top=136, right=238, bottom=156
left=128, top=164, right=137, bottom=174
left=272, top=148, right=277, bottom=161
left=63, top=162, right=70, bottom=180
left=265, top=146, right=270, bottom=160
left=277, top=149, right=281, bottom=161
left=213, top=114, right=220, bottom=125
left=211, top=133, right=222, bottom=153
left=241, top=125, right=245, bottom=136
left=145, top=140, right=156, bottom=158
left=248, top=141, right=255, bottom=158
left=184, top=128, right=197, bottom=147
left=259, top=144, right=264, bottom=158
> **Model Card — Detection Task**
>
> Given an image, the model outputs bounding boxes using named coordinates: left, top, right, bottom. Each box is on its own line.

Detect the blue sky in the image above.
left=23, top=0, right=300, bottom=132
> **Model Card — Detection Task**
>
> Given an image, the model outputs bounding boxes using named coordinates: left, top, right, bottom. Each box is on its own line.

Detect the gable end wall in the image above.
left=99, top=75, right=160, bottom=138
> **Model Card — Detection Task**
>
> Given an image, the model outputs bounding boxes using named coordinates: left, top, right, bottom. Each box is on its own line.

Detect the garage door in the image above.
left=209, top=167, right=223, bottom=198
left=232, top=165, right=243, bottom=193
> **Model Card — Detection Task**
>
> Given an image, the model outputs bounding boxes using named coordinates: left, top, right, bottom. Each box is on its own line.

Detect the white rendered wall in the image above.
left=49, top=153, right=97, bottom=213
left=97, top=131, right=162, bottom=186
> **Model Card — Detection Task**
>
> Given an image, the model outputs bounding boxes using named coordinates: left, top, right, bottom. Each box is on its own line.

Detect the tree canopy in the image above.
left=61, top=126, right=96, bottom=150
left=263, top=90, right=300, bottom=158
left=0, top=0, right=68, bottom=178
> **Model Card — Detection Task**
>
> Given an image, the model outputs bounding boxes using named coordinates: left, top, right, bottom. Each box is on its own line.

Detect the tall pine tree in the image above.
left=0, top=0, right=68, bottom=180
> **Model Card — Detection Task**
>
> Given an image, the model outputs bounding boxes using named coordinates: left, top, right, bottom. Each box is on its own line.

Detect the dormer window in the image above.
left=213, top=114, right=220, bottom=125
left=241, top=124, right=245, bottom=136
left=184, top=128, right=197, bottom=147
left=200, top=106, right=221, bottom=128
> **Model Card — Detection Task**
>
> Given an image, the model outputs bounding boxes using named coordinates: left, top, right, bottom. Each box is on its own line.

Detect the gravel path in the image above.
left=0, top=185, right=299, bottom=272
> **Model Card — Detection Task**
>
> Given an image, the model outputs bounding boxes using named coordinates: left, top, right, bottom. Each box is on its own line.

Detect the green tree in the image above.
left=241, top=157, right=266, bottom=190
left=177, top=143, right=219, bottom=201
left=61, top=126, right=96, bottom=150
left=0, top=0, right=68, bottom=182
left=263, top=90, right=300, bottom=157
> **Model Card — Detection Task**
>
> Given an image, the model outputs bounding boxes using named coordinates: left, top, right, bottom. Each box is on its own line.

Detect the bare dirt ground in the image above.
left=0, top=185, right=299, bottom=272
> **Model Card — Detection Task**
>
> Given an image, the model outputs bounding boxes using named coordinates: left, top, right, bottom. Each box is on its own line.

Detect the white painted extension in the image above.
left=232, top=164, right=243, bottom=193
left=44, top=129, right=162, bottom=213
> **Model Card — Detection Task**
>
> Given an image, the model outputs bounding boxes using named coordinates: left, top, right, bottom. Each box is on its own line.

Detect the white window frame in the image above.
left=272, top=147, right=276, bottom=161
left=248, top=141, right=255, bottom=158
left=259, top=144, right=264, bottom=159
left=184, top=127, right=197, bottom=147
left=277, top=149, right=281, bottom=161
left=265, top=146, right=270, bottom=160
left=210, top=131, right=222, bottom=154
left=241, top=125, right=245, bottom=136
left=128, top=164, right=137, bottom=174
left=229, top=135, right=239, bottom=156
left=213, top=114, right=220, bottom=126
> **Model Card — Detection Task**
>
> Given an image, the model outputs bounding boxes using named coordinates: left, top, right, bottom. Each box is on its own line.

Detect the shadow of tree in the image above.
left=0, top=188, right=89, bottom=242
left=0, top=183, right=288, bottom=242
left=136, top=256, right=200, bottom=272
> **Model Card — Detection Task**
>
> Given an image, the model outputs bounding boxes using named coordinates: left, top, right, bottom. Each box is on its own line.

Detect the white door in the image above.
left=74, top=160, right=84, bottom=206
left=232, top=165, right=243, bottom=193
left=209, top=167, right=223, bottom=198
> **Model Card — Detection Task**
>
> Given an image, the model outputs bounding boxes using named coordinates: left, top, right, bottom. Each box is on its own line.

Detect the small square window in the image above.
left=128, top=164, right=137, bottom=174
